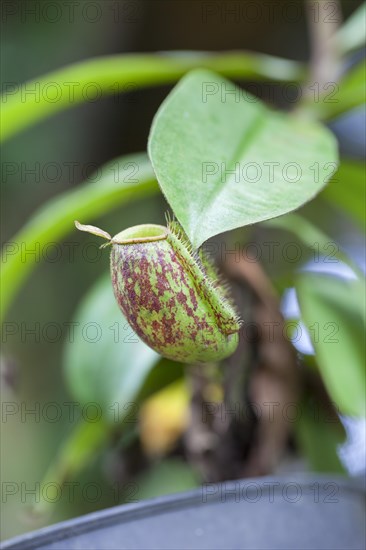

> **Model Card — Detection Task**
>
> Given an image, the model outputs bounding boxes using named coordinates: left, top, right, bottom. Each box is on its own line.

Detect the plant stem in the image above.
left=306, top=0, right=343, bottom=90
left=295, top=0, right=343, bottom=118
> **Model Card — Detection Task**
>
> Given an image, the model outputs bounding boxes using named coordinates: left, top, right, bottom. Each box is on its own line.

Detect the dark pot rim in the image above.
left=2, top=472, right=364, bottom=550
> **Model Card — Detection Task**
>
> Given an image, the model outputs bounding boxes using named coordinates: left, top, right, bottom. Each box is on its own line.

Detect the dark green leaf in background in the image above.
left=334, top=2, right=366, bottom=55
left=135, top=459, right=199, bottom=501
left=296, top=273, right=366, bottom=417
left=321, top=160, right=365, bottom=232
left=64, top=274, right=160, bottom=423
left=318, top=59, right=366, bottom=120
left=1, top=153, right=158, bottom=321
left=295, top=398, right=346, bottom=474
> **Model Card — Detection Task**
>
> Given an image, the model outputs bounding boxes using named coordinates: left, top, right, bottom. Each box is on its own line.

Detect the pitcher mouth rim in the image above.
left=112, top=224, right=168, bottom=244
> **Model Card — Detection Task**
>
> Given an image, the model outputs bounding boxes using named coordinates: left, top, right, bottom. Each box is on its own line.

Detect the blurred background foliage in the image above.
left=1, top=0, right=365, bottom=541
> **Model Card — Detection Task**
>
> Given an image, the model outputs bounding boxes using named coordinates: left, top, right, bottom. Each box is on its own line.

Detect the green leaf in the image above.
left=296, top=273, right=366, bottom=417
left=1, top=153, right=158, bottom=321
left=334, top=2, right=366, bottom=55
left=40, top=283, right=184, bottom=516
left=264, top=212, right=363, bottom=282
left=295, top=398, right=345, bottom=474
left=64, top=274, right=160, bottom=422
left=43, top=419, right=108, bottom=484
left=1, top=52, right=303, bottom=143
left=148, top=70, right=338, bottom=249
left=135, top=458, right=199, bottom=501
left=35, top=419, right=108, bottom=517
left=319, top=59, right=366, bottom=120
left=321, top=160, right=365, bottom=231
left=137, top=357, right=184, bottom=402
left=264, top=213, right=336, bottom=253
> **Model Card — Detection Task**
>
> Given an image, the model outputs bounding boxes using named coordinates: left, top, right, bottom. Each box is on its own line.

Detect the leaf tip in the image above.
left=74, top=221, right=112, bottom=241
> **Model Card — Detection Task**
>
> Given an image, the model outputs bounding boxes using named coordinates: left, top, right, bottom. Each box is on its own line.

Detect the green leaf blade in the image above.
left=148, top=70, right=338, bottom=249
left=64, top=274, right=161, bottom=422
left=334, top=2, right=366, bottom=56
left=321, top=160, right=366, bottom=231
left=1, top=52, right=303, bottom=143
left=296, top=273, right=366, bottom=417
left=1, top=153, right=158, bottom=321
